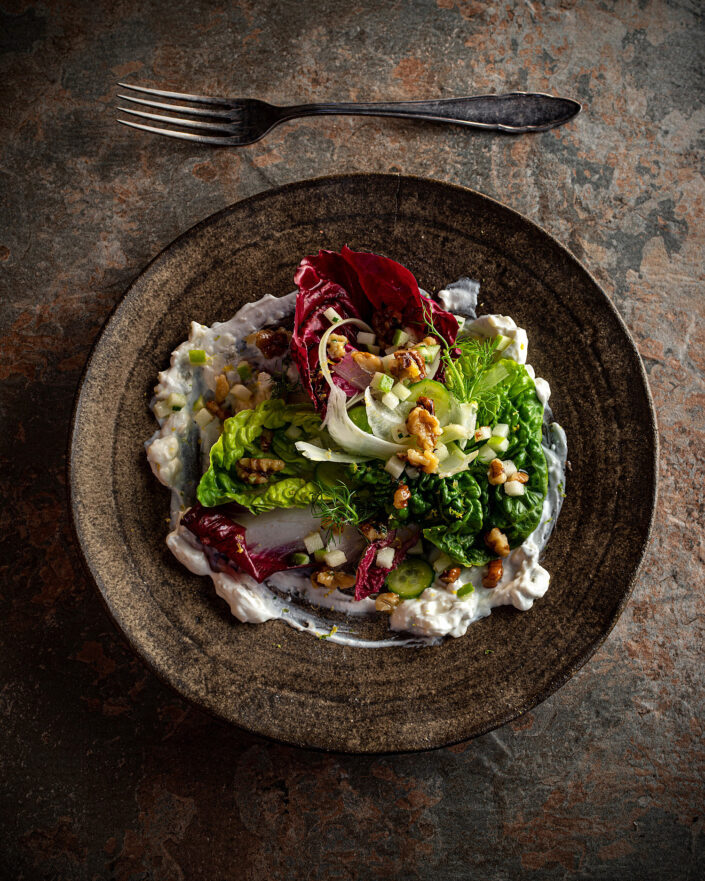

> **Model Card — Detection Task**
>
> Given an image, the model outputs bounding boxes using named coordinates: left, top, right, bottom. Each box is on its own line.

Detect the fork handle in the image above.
left=278, top=92, right=580, bottom=134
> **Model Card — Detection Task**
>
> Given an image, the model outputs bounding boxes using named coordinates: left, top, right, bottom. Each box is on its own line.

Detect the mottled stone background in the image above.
left=1, top=0, right=703, bottom=878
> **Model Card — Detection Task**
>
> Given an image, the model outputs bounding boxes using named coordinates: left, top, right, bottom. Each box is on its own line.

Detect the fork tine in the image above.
left=118, top=94, right=234, bottom=119
left=118, top=82, right=232, bottom=107
left=117, top=118, right=235, bottom=146
left=118, top=106, right=235, bottom=133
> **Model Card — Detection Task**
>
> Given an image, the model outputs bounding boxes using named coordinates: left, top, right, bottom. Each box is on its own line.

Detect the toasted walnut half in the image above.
left=488, top=458, right=507, bottom=485
left=311, top=568, right=357, bottom=590
left=235, top=457, right=285, bottom=485
left=352, top=350, right=383, bottom=373
left=360, top=521, right=388, bottom=542
left=440, top=567, right=462, bottom=584
left=390, top=349, right=426, bottom=382
left=375, top=592, right=401, bottom=613
left=402, top=448, right=439, bottom=474
left=485, top=527, right=510, bottom=558
left=407, top=406, right=442, bottom=451
left=393, top=484, right=411, bottom=509
left=482, top=559, right=503, bottom=589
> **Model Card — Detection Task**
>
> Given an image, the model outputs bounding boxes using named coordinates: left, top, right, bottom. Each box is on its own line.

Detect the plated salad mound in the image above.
left=146, top=247, right=567, bottom=645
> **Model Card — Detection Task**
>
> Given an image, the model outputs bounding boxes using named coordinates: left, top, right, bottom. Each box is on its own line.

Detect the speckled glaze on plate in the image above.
left=69, top=174, right=657, bottom=753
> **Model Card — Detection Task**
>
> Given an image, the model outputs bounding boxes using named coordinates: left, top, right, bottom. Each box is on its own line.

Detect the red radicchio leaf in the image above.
left=291, top=247, right=459, bottom=414
left=354, top=529, right=421, bottom=601
left=182, top=503, right=308, bottom=582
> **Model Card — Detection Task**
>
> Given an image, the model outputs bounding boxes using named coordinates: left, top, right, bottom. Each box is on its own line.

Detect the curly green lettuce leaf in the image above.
left=197, top=398, right=322, bottom=511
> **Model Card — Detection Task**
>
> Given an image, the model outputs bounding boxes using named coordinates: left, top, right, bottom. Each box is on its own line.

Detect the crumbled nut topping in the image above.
left=407, top=406, right=442, bottom=451
left=485, top=527, right=510, bottom=558
left=375, top=592, right=401, bottom=613
left=359, top=521, right=388, bottom=542
left=482, top=559, right=503, bottom=589
left=215, top=374, right=230, bottom=404
left=402, top=448, right=439, bottom=474
left=440, top=566, right=462, bottom=584
left=393, top=484, right=411, bottom=509
left=488, top=458, right=507, bottom=485
left=327, top=332, right=348, bottom=362
left=235, top=457, right=285, bottom=485
left=311, top=568, right=357, bottom=590
left=206, top=400, right=229, bottom=421
left=390, top=349, right=426, bottom=382
left=416, top=395, right=435, bottom=415
left=507, top=471, right=529, bottom=484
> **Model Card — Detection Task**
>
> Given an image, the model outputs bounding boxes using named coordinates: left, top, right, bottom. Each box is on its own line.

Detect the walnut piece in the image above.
left=327, top=332, right=348, bottom=362
left=311, top=568, right=357, bottom=590
left=393, top=484, right=411, bottom=509
left=406, top=406, right=442, bottom=451
left=485, top=527, right=510, bottom=558
left=488, top=458, right=507, bottom=485
left=403, top=448, right=439, bottom=474
left=206, top=400, right=229, bottom=421
left=215, top=374, right=230, bottom=404
left=416, top=395, right=435, bottom=415
left=235, top=457, right=285, bottom=485
left=440, top=567, right=462, bottom=584
left=390, top=349, right=426, bottom=382
left=507, top=471, right=529, bottom=484
left=371, top=308, right=404, bottom=348
left=252, top=327, right=291, bottom=359
left=375, top=592, right=401, bottom=613
left=360, top=521, right=388, bottom=542
left=352, top=350, right=383, bottom=373
left=482, top=559, right=503, bottom=588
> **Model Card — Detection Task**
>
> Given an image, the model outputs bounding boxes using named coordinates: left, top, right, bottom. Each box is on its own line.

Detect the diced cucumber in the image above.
left=381, top=391, right=399, bottom=410
left=386, top=558, right=434, bottom=599
left=153, top=400, right=172, bottom=420
left=304, top=531, right=325, bottom=554
left=433, top=552, right=454, bottom=574
left=192, top=395, right=205, bottom=412
left=371, top=372, right=394, bottom=393
left=392, top=328, right=410, bottom=346
left=348, top=405, right=371, bottom=433
left=356, top=331, right=376, bottom=346
left=375, top=547, right=396, bottom=570
left=391, top=382, right=411, bottom=401
left=406, top=379, right=453, bottom=424
left=477, top=444, right=496, bottom=464
left=487, top=436, right=509, bottom=453
left=492, top=423, right=510, bottom=438
left=189, top=349, right=207, bottom=364
left=324, top=549, right=346, bottom=568
left=324, top=307, right=342, bottom=324
left=194, top=407, right=214, bottom=429
left=416, top=344, right=441, bottom=363
left=291, top=553, right=310, bottom=566
left=384, top=455, right=405, bottom=479
left=167, top=392, right=187, bottom=411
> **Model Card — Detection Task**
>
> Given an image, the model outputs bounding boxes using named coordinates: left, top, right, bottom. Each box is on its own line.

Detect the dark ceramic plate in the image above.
left=69, top=174, right=657, bottom=753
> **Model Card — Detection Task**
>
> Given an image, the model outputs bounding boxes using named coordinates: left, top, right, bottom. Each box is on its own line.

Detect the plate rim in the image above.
left=68, top=172, right=659, bottom=753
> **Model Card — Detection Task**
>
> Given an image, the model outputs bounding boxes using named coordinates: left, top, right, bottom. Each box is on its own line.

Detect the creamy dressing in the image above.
left=146, top=282, right=567, bottom=646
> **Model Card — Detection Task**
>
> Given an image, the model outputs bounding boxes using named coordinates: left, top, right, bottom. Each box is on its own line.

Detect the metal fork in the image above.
left=117, top=83, right=581, bottom=146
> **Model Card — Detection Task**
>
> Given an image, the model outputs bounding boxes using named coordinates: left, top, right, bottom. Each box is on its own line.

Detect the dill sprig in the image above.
left=422, top=302, right=502, bottom=421
left=312, top=480, right=363, bottom=545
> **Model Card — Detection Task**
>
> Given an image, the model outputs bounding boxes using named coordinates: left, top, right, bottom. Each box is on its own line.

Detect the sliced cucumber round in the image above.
left=406, top=379, right=453, bottom=425
left=385, top=558, right=434, bottom=599
left=348, top=405, right=371, bottom=433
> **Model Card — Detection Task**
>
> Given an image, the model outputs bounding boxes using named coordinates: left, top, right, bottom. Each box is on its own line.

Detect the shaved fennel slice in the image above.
left=318, top=317, right=374, bottom=391
left=364, top=387, right=405, bottom=442
left=323, top=384, right=406, bottom=460
left=295, top=441, right=371, bottom=463
left=437, top=447, right=479, bottom=478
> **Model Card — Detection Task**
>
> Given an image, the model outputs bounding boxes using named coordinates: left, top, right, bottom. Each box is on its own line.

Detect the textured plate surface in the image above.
left=69, top=174, right=657, bottom=753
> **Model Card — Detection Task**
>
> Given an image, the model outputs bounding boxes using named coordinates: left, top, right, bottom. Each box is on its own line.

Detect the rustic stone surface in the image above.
left=0, top=0, right=703, bottom=878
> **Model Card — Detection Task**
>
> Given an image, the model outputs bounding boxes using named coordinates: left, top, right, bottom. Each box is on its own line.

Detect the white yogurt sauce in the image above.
left=146, top=281, right=567, bottom=646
